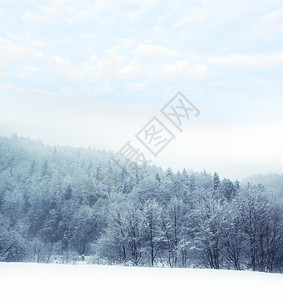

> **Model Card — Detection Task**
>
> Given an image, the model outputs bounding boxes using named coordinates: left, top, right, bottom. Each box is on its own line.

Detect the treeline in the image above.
left=0, top=135, right=282, bottom=272
left=97, top=183, right=283, bottom=272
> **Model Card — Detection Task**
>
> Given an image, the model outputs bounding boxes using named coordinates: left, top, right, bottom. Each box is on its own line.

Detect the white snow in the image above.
left=0, top=263, right=282, bottom=300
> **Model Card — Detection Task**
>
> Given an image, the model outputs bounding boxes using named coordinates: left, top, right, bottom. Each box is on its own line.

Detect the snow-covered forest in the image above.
left=1, top=135, right=283, bottom=273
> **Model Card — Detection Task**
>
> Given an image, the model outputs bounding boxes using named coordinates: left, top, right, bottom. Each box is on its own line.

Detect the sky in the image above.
left=0, top=0, right=283, bottom=180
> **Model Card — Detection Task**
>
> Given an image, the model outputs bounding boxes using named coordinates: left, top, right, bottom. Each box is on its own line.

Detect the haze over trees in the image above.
left=0, top=135, right=283, bottom=272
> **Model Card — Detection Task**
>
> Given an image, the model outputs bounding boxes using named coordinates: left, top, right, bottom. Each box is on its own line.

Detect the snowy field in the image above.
left=0, top=263, right=282, bottom=300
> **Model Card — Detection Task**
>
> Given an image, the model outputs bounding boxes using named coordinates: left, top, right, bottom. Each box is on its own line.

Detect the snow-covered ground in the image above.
left=0, top=263, right=282, bottom=300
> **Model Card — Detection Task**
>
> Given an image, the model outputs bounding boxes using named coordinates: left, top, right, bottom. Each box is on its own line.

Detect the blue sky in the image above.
left=0, top=0, right=283, bottom=179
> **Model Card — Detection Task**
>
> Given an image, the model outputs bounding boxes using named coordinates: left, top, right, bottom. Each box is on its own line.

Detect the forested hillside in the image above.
left=242, top=174, right=283, bottom=200
left=0, top=135, right=282, bottom=272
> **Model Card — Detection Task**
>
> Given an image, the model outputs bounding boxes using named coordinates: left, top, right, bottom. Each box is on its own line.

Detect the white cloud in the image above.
left=82, top=50, right=122, bottom=81
left=20, top=74, right=32, bottom=80
left=97, top=50, right=122, bottom=76
left=135, top=43, right=178, bottom=59
left=22, top=11, right=51, bottom=23
left=128, top=0, right=158, bottom=19
left=1, top=84, right=27, bottom=96
left=132, top=82, right=145, bottom=90
left=64, top=69, right=88, bottom=83
left=0, top=9, right=7, bottom=17
left=49, top=50, right=123, bottom=84
left=104, top=85, right=113, bottom=92
left=0, top=37, right=33, bottom=69
left=208, top=53, right=283, bottom=68
left=191, top=54, right=201, bottom=60
left=120, top=60, right=146, bottom=79
left=253, top=5, right=283, bottom=37
left=20, top=67, right=40, bottom=80
left=28, top=87, right=83, bottom=104
left=263, top=6, right=283, bottom=22
left=27, top=67, right=40, bottom=73
left=155, top=60, right=209, bottom=80
left=41, top=6, right=59, bottom=17
left=174, top=8, right=218, bottom=27
left=0, top=84, right=13, bottom=91
left=172, top=0, right=243, bottom=28
left=78, top=0, right=114, bottom=19
left=51, top=56, right=69, bottom=68
left=22, top=3, right=76, bottom=23
left=32, top=40, right=44, bottom=49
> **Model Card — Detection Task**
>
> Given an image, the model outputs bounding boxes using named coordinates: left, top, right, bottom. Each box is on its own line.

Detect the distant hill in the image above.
left=242, top=173, right=283, bottom=201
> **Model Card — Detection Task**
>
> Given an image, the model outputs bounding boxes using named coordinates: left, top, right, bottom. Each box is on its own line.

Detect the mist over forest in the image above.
left=0, top=134, right=282, bottom=273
